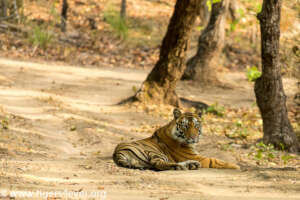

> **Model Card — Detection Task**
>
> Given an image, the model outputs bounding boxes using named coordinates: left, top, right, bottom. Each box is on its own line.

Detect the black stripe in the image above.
left=209, top=160, right=213, bottom=168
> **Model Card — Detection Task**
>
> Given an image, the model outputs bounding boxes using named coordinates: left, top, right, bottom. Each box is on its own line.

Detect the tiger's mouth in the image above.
left=186, top=137, right=199, bottom=144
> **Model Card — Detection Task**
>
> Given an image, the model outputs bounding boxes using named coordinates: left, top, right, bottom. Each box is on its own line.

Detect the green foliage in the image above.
left=267, top=152, right=275, bottom=159
left=254, top=142, right=275, bottom=161
left=246, top=66, right=262, bottom=82
left=279, top=143, right=285, bottom=150
left=206, top=0, right=222, bottom=11
left=255, top=150, right=263, bottom=160
left=225, top=120, right=250, bottom=139
left=229, top=19, right=239, bottom=32
left=235, top=128, right=249, bottom=139
left=240, top=128, right=249, bottom=138
left=235, top=120, right=242, bottom=127
left=256, top=141, right=273, bottom=151
left=124, top=15, right=164, bottom=48
left=104, top=9, right=128, bottom=40
left=70, top=125, right=76, bottom=131
left=206, top=103, right=224, bottom=117
left=251, top=101, right=257, bottom=107
left=248, top=141, right=297, bottom=165
left=206, top=0, right=212, bottom=12
left=255, top=3, right=262, bottom=14
left=132, top=85, right=137, bottom=93
left=196, top=26, right=204, bottom=32
left=49, top=3, right=61, bottom=26
left=29, top=26, right=53, bottom=49
left=237, top=8, right=245, bottom=18
left=240, top=0, right=262, bottom=14
left=228, top=9, right=245, bottom=33
left=1, top=118, right=8, bottom=130
left=281, top=154, right=294, bottom=164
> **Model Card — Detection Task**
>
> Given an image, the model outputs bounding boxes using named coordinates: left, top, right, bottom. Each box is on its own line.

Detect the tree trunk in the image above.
left=182, top=0, right=228, bottom=84
left=0, top=0, right=8, bottom=18
left=255, top=0, right=300, bottom=152
left=120, top=0, right=126, bottom=20
left=0, top=0, right=22, bottom=21
left=61, top=0, right=68, bottom=32
left=131, top=0, right=201, bottom=106
left=12, top=0, right=19, bottom=19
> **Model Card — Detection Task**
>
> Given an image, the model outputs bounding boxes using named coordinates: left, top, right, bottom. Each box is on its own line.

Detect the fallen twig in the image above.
left=0, top=21, right=28, bottom=33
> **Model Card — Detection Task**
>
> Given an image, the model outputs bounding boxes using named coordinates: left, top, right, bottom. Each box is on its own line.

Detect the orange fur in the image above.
left=113, top=109, right=239, bottom=170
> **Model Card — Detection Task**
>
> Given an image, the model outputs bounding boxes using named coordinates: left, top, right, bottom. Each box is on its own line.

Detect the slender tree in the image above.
left=182, top=0, right=229, bottom=84
left=0, top=0, right=8, bottom=18
left=255, top=0, right=299, bottom=152
left=12, top=0, right=19, bottom=20
left=61, top=0, right=68, bottom=32
left=126, top=0, right=201, bottom=106
left=120, top=0, right=126, bottom=20
left=0, top=0, right=22, bottom=21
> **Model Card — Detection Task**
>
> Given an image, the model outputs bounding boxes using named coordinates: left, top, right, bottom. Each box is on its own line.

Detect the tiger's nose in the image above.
left=189, top=135, right=199, bottom=143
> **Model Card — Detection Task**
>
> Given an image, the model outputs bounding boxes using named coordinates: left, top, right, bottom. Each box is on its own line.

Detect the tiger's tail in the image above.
left=197, top=156, right=240, bottom=169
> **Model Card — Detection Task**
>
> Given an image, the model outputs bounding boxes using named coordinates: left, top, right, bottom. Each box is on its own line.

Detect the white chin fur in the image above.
left=171, top=126, right=186, bottom=144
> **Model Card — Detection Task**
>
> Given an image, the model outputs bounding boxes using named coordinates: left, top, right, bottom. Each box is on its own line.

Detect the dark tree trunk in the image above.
left=0, top=0, right=8, bottom=18
left=130, top=0, right=201, bottom=106
left=61, top=0, right=68, bottom=32
left=255, top=0, right=300, bottom=152
left=182, top=0, right=228, bottom=84
left=120, top=0, right=126, bottom=20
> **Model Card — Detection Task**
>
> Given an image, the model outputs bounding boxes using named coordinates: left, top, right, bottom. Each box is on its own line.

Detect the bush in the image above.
left=29, top=25, right=53, bottom=49
left=104, top=9, right=128, bottom=40
left=206, top=103, right=224, bottom=117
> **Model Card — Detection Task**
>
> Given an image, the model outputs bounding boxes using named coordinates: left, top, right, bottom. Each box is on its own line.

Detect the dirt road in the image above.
left=0, top=58, right=299, bottom=200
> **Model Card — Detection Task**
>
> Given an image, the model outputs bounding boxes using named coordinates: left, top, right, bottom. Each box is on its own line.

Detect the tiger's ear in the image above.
left=173, top=108, right=181, bottom=119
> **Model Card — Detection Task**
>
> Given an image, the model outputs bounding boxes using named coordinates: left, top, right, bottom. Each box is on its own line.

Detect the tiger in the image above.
left=113, top=108, right=240, bottom=170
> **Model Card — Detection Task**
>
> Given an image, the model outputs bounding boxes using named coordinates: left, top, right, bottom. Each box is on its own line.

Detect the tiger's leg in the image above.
left=149, top=153, right=201, bottom=171
left=195, top=155, right=240, bottom=169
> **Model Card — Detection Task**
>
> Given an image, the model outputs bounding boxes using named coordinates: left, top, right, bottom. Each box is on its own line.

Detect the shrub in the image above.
left=29, top=25, right=53, bottom=49
left=206, top=103, right=224, bottom=117
left=103, top=9, right=128, bottom=40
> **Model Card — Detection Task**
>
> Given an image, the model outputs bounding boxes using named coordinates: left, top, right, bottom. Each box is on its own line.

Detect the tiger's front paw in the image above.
left=177, top=160, right=201, bottom=170
left=172, top=164, right=188, bottom=170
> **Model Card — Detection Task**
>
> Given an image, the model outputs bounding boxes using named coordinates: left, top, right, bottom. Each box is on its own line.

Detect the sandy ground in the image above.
left=0, top=58, right=299, bottom=200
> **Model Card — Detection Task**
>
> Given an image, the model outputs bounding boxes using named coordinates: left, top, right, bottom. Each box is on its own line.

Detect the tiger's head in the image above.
left=171, top=108, right=203, bottom=145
